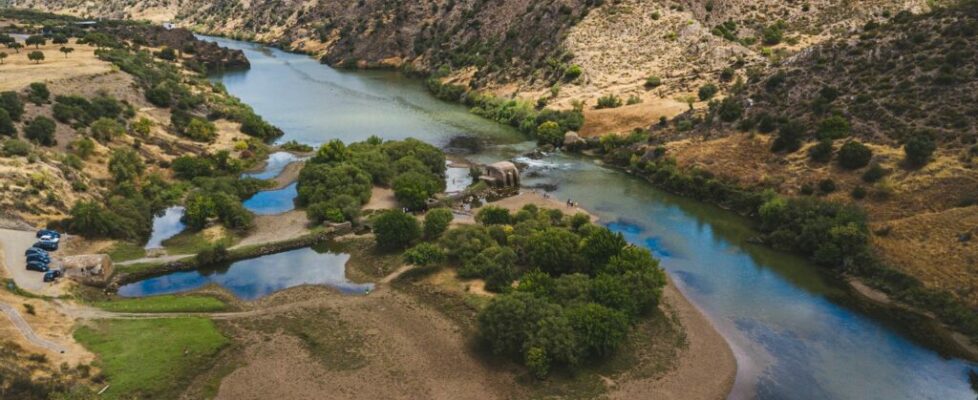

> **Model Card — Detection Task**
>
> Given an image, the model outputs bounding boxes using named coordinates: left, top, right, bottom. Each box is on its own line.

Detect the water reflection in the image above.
left=144, top=206, right=186, bottom=249
left=243, top=182, right=297, bottom=215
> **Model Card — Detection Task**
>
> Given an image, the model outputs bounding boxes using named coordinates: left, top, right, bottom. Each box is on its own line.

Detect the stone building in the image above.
left=480, top=161, right=520, bottom=188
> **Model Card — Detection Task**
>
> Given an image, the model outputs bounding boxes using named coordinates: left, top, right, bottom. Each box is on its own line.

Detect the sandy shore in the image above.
left=611, top=280, right=736, bottom=399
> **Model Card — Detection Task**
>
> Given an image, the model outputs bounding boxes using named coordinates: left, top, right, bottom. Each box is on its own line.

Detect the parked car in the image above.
left=25, top=247, right=48, bottom=257
left=32, top=241, right=58, bottom=251
left=43, top=271, right=58, bottom=282
left=36, top=229, right=61, bottom=239
left=26, top=254, right=51, bottom=264
left=39, top=234, right=60, bottom=244
left=26, top=261, right=49, bottom=272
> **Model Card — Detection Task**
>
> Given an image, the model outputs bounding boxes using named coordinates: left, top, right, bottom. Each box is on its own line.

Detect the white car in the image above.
left=39, top=234, right=60, bottom=244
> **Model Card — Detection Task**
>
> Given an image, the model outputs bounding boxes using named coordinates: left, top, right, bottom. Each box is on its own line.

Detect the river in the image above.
left=196, top=35, right=975, bottom=399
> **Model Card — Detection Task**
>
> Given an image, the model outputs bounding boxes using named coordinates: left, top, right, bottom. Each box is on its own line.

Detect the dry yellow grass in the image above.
left=0, top=40, right=112, bottom=92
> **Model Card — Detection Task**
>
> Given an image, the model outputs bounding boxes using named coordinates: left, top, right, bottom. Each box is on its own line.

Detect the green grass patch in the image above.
left=107, top=241, right=147, bottom=262
left=112, top=261, right=175, bottom=276
left=74, top=318, right=228, bottom=399
left=91, top=295, right=228, bottom=313
left=161, top=230, right=237, bottom=255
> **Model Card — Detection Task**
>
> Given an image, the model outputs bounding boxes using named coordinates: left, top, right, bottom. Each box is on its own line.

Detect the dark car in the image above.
left=43, top=271, right=58, bottom=282
left=26, top=254, right=51, bottom=264
left=32, top=241, right=58, bottom=252
left=36, top=229, right=61, bottom=239
left=26, top=261, right=49, bottom=272
left=25, top=247, right=48, bottom=257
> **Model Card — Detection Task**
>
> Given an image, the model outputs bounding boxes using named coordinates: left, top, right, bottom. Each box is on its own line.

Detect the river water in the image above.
left=185, top=35, right=975, bottom=399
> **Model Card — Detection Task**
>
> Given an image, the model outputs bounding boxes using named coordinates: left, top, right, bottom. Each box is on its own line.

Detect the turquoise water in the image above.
left=195, top=35, right=976, bottom=399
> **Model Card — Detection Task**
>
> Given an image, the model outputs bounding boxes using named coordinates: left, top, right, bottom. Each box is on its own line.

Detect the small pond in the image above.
left=242, top=151, right=304, bottom=180
left=117, top=246, right=373, bottom=300
left=242, top=182, right=297, bottom=215
left=144, top=206, right=186, bottom=249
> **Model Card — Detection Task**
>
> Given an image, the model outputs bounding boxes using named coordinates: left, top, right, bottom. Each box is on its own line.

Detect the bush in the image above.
left=644, top=76, right=662, bottom=88
left=818, top=179, right=836, bottom=194
left=183, top=117, right=217, bottom=142
left=372, top=210, right=421, bottom=251
left=24, top=116, right=56, bottom=146
left=527, top=228, right=582, bottom=275
left=475, top=206, right=511, bottom=225
left=0, top=91, right=24, bottom=121
left=770, top=119, right=804, bottom=153
left=89, top=117, right=125, bottom=142
left=2, top=138, right=30, bottom=156
left=392, top=171, right=441, bottom=210
left=108, top=148, right=145, bottom=182
left=536, top=120, right=563, bottom=147
left=0, top=108, right=15, bottom=136
left=563, top=65, right=583, bottom=81
left=440, top=225, right=496, bottom=262
left=297, top=162, right=372, bottom=205
left=904, top=135, right=936, bottom=167
left=851, top=186, right=867, bottom=199
left=838, top=141, right=872, bottom=170
left=861, top=163, right=887, bottom=183
left=27, top=82, right=49, bottom=105
left=717, top=97, right=743, bottom=122
left=595, top=94, right=622, bottom=109
left=423, top=208, right=453, bottom=239
left=403, top=243, right=445, bottom=266
left=808, top=139, right=833, bottom=162
left=698, top=84, right=718, bottom=101
left=816, top=116, right=850, bottom=140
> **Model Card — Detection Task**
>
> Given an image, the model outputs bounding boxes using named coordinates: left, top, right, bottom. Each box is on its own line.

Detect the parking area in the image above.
left=0, top=228, right=66, bottom=296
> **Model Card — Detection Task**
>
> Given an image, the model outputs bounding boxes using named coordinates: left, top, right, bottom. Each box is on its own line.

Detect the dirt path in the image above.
left=0, top=302, right=69, bottom=354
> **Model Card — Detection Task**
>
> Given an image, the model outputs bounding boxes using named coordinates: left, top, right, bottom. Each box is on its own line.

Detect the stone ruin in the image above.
left=479, top=161, right=520, bottom=188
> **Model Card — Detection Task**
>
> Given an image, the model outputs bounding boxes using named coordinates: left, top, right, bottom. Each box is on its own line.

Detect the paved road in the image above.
left=0, top=228, right=47, bottom=292
left=0, top=302, right=68, bottom=354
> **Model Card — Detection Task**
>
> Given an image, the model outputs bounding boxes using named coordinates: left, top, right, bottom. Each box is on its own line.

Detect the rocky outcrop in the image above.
left=101, top=24, right=249, bottom=71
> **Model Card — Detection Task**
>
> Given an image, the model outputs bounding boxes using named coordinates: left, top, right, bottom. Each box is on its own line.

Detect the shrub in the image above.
left=440, top=225, right=496, bottom=262
left=392, top=171, right=441, bottom=210
left=563, top=65, right=583, bottom=81
left=183, top=118, right=217, bottom=142
left=816, top=116, right=850, bottom=140
left=644, top=76, right=662, bottom=88
left=475, top=206, right=512, bottom=225
left=527, top=228, right=582, bottom=275
left=108, top=148, right=145, bottom=183
left=862, top=163, right=887, bottom=183
left=536, top=120, right=564, bottom=147
left=423, top=208, right=454, bottom=239
left=838, top=141, right=872, bottom=170
left=89, top=117, right=125, bottom=142
left=306, top=202, right=345, bottom=224
left=0, top=108, right=15, bottom=136
left=24, top=116, right=56, bottom=146
left=372, top=210, right=421, bottom=251
left=808, top=139, right=833, bottom=162
left=818, top=179, right=836, bottom=194
left=851, top=186, right=867, bottom=199
left=717, top=97, right=743, bottom=122
left=904, top=135, right=936, bottom=167
left=297, top=162, right=372, bottom=205
left=27, top=82, right=49, bottom=105
left=0, top=91, right=24, bottom=121
left=770, top=119, right=803, bottom=153
left=697, top=84, right=718, bottom=101
left=403, top=243, right=445, bottom=266
left=595, top=94, right=622, bottom=109
left=2, top=138, right=30, bottom=156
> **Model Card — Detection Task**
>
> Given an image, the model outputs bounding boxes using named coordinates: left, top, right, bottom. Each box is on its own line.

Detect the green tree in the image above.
left=52, top=35, right=68, bottom=45
left=475, top=206, right=512, bottom=226
left=579, top=227, right=626, bottom=270
left=25, top=35, right=45, bottom=49
left=403, top=242, right=445, bottom=266
left=0, top=108, right=15, bottom=136
left=297, top=162, right=373, bottom=205
left=808, top=139, right=833, bottom=162
left=392, top=171, right=441, bottom=210
left=536, top=120, right=564, bottom=147
left=27, top=82, right=49, bottom=105
left=816, top=115, right=850, bottom=140
left=440, top=225, right=496, bottom=262
left=89, top=117, right=125, bottom=142
left=382, top=138, right=446, bottom=175
left=478, top=292, right=561, bottom=356
left=7, top=42, right=23, bottom=54
left=71, top=137, right=95, bottom=159
left=184, top=118, right=217, bottom=142
left=27, top=51, right=44, bottom=64
left=698, top=83, right=719, bottom=101
left=0, top=91, right=23, bottom=121
left=24, top=116, right=56, bottom=146
left=311, top=139, right=349, bottom=164
left=904, top=135, right=936, bottom=167
left=423, top=208, right=454, bottom=239
left=59, top=46, right=74, bottom=58
left=771, top=119, right=804, bottom=153
left=837, top=141, right=872, bottom=170
left=183, top=193, right=215, bottom=231
left=717, top=97, right=743, bottom=122
left=372, top=210, right=421, bottom=251
left=527, top=228, right=582, bottom=275
left=566, top=303, right=629, bottom=358
left=108, top=148, right=145, bottom=182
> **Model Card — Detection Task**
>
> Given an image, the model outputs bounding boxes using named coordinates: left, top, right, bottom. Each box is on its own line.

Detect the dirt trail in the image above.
left=0, top=302, right=68, bottom=354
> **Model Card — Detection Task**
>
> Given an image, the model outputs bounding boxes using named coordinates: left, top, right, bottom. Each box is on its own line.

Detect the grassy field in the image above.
left=162, top=230, right=238, bottom=255
left=107, top=241, right=148, bottom=262
left=74, top=318, right=229, bottom=399
left=92, top=295, right=229, bottom=313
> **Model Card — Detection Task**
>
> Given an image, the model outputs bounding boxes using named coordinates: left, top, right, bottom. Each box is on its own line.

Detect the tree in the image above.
left=297, top=162, right=373, bottom=205
left=403, top=242, right=445, bottom=266
left=717, top=97, right=743, bottom=122
left=475, top=206, right=512, bottom=225
left=311, top=139, right=349, bottom=164
left=478, top=292, right=561, bottom=356
left=392, top=170, right=440, bottom=210
left=698, top=83, right=718, bottom=101
left=0, top=91, right=23, bottom=121
left=0, top=108, right=15, bottom=136
left=0, top=52, right=7, bottom=64
left=59, top=46, right=74, bottom=58
left=183, top=193, right=215, bottom=231
left=837, top=141, right=872, bottom=170
left=24, top=116, right=56, bottom=146
left=25, top=35, right=45, bottom=49
left=527, top=228, right=583, bottom=275
left=579, top=227, right=626, bottom=270
left=7, top=42, right=23, bottom=54
left=423, top=208, right=454, bottom=239
left=108, top=148, right=145, bottom=182
left=52, top=35, right=68, bottom=45
left=184, top=117, right=217, bottom=142
left=566, top=303, right=629, bottom=358
left=27, top=82, right=49, bottom=105
left=904, top=135, right=936, bottom=167
left=89, top=117, right=125, bottom=142
left=771, top=119, right=804, bottom=153
left=536, top=120, right=563, bottom=147
left=27, top=51, right=44, bottom=64
left=440, top=224, right=496, bottom=261
left=816, top=116, right=850, bottom=140
left=382, top=138, right=446, bottom=175
left=372, top=210, right=421, bottom=251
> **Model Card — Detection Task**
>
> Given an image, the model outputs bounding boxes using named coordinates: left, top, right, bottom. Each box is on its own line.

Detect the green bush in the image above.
left=535, top=120, right=564, bottom=147
left=563, top=64, right=583, bottom=81
left=297, top=162, right=372, bottom=205
left=27, top=82, right=49, bottom=105
left=644, top=76, right=662, bottom=88
left=595, top=94, right=622, bottom=109
left=837, top=141, right=872, bottom=170
left=475, top=206, right=512, bottom=225
left=904, top=135, right=936, bottom=167
left=808, top=139, right=833, bottom=162
left=816, top=115, right=850, bottom=140
left=770, top=119, right=803, bottom=153
left=423, top=208, right=454, bottom=239
left=0, top=91, right=24, bottom=121
left=392, top=171, right=441, bottom=210
left=717, top=97, right=743, bottom=122
left=403, top=243, right=445, bottom=266
left=698, top=83, right=719, bottom=101
left=0, top=108, right=15, bottom=136
left=90, top=117, right=125, bottom=142
left=2, top=138, right=30, bottom=156
left=372, top=210, right=421, bottom=251
left=862, top=163, right=887, bottom=183
left=24, top=116, right=56, bottom=146
left=108, top=148, right=145, bottom=183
